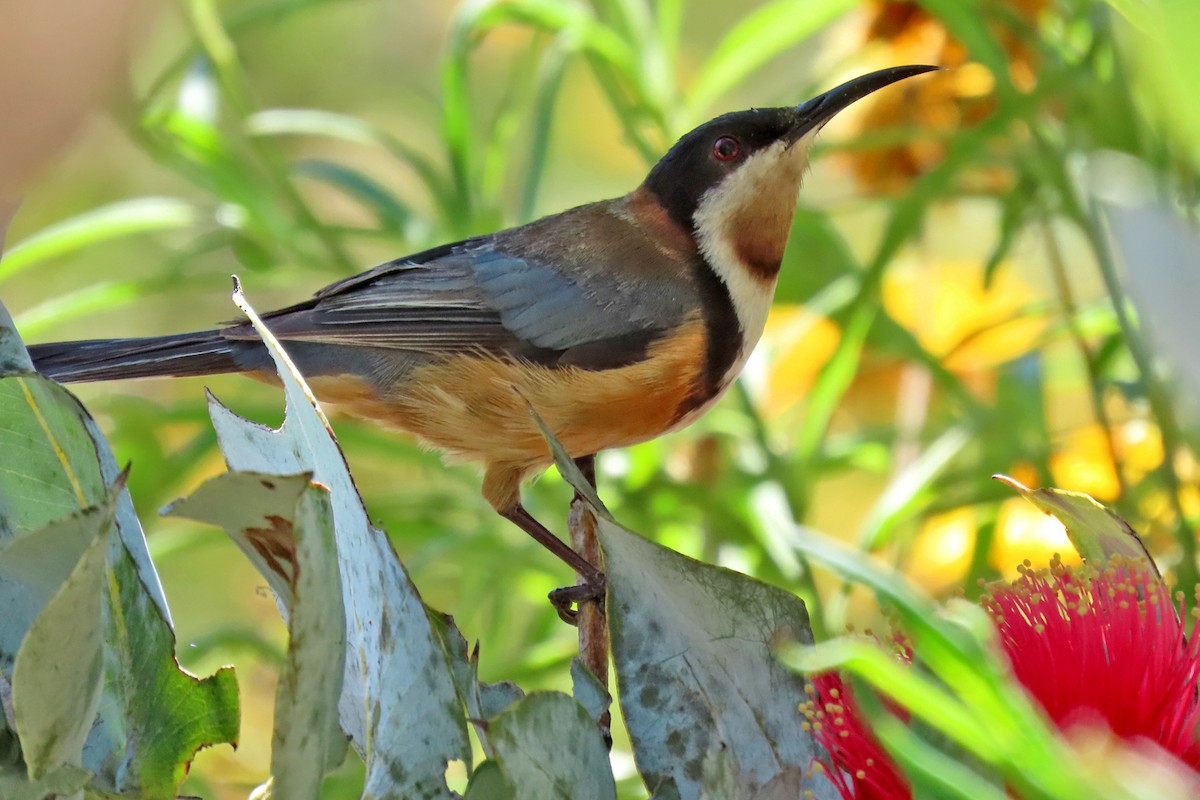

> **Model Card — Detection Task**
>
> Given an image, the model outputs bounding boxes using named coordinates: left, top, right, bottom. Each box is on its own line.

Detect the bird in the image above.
left=27, top=65, right=936, bottom=607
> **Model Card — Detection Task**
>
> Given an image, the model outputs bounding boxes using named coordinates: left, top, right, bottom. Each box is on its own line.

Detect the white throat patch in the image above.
left=691, top=131, right=814, bottom=384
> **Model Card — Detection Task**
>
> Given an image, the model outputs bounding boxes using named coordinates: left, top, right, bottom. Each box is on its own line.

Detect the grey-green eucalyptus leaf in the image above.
left=486, top=692, right=615, bottom=800
left=570, top=656, right=610, bottom=725
left=203, top=285, right=469, bottom=798
left=167, top=472, right=347, bottom=798
left=599, top=517, right=836, bottom=800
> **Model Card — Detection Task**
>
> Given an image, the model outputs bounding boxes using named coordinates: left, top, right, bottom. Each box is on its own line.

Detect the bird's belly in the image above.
left=305, top=319, right=708, bottom=470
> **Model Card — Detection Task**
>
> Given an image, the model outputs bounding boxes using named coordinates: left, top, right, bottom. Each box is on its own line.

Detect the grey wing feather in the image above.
left=236, top=197, right=700, bottom=369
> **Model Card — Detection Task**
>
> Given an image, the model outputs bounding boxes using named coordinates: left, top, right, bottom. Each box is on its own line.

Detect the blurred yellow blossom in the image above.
left=908, top=506, right=976, bottom=591
left=760, top=304, right=842, bottom=416
left=843, top=0, right=1048, bottom=192
left=882, top=258, right=1046, bottom=372
left=1050, top=423, right=1122, bottom=502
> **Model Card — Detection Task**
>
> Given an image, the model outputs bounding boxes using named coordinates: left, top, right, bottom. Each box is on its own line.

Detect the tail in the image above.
left=28, top=330, right=250, bottom=383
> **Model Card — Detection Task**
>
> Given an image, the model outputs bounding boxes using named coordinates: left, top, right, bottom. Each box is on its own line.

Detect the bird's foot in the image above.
left=549, top=574, right=607, bottom=625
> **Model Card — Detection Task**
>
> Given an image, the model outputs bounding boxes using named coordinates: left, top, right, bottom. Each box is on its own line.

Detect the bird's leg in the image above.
left=500, top=504, right=605, bottom=588
left=547, top=454, right=608, bottom=624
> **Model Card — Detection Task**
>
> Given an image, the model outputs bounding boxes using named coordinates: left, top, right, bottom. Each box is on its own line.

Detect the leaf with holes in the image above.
left=198, top=284, right=469, bottom=798
left=168, top=471, right=346, bottom=799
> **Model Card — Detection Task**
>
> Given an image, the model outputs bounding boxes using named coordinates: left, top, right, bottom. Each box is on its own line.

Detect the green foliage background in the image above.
left=5, top=0, right=1200, bottom=797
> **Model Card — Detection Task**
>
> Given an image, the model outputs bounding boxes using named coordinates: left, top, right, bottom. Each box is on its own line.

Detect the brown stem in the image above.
left=569, top=454, right=612, bottom=748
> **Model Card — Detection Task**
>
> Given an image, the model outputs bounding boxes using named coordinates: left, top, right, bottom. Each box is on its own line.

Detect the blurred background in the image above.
left=3, top=0, right=1200, bottom=796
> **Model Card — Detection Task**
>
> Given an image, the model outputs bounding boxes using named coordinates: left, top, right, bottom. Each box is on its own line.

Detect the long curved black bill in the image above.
left=788, top=64, right=941, bottom=143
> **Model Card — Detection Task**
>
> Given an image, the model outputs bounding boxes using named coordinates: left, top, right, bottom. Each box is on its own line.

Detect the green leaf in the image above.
left=245, top=108, right=452, bottom=214
left=10, top=497, right=113, bottom=779
left=293, top=158, right=411, bottom=231
left=992, top=475, right=1156, bottom=571
left=485, top=693, right=615, bottom=800
left=786, top=529, right=1113, bottom=800
left=0, top=762, right=90, bottom=800
left=0, top=198, right=200, bottom=281
left=0, top=304, right=238, bottom=795
left=13, top=281, right=144, bottom=341
left=686, top=0, right=856, bottom=121
left=0, top=376, right=109, bottom=537
left=858, top=426, right=971, bottom=550
left=96, top=543, right=240, bottom=796
left=167, top=472, right=347, bottom=798
left=202, top=283, right=469, bottom=798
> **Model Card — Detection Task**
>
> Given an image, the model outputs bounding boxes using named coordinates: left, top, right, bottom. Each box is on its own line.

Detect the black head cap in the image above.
left=642, top=65, right=939, bottom=230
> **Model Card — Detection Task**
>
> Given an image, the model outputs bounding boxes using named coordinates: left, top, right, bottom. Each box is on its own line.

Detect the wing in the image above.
left=229, top=199, right=701, bottom=371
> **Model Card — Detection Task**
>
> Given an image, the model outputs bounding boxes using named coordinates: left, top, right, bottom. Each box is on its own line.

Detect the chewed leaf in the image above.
left=993, top=475, right=1156, bottom=574
left=165, top=471, right=315, bottom=609
left=204, top=282, right=469, bottom=798
left=168, top=473, right=347, bottom=798
left=0, top=306, right=234, bottom=794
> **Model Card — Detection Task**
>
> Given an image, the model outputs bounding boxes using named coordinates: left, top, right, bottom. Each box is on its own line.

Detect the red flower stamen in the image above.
left=983, top=557, right=1200, bottom=769
left=805, top=664, right=912, bottom=799
left=808, top=558, right=1200, bottom=798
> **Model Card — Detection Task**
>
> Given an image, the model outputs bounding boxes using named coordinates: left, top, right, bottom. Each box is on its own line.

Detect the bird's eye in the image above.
left=712, top=135, right=741, bottom=161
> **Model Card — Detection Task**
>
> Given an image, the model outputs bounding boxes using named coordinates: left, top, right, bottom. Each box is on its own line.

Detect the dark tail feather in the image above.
left=28, top=330, right=247, bottom=383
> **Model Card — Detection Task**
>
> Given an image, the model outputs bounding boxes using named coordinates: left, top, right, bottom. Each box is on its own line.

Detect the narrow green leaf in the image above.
left=686, top=0, right=856, bottom=121
left=858, top=426, right=971, bottom=549
left=14, top=281, right=144, bottom=340
left=785, top=639, right=995, bottom=756
left=293, top=159, right=411, bottom=231
left=0, top=199, right=199, bottom=281
left=246, top=109, right=452, bottom=214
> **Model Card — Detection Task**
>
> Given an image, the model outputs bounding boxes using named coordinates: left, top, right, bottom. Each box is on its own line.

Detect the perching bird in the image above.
left=28, top=65, right=936, bottom=601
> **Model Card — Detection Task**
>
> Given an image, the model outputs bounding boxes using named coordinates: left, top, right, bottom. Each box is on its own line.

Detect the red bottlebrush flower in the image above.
left=808, top=557, right=1200, bottom=798
left=982, top=557, right=1200, bottom=769
left=805, top=673, right=912, bottom=800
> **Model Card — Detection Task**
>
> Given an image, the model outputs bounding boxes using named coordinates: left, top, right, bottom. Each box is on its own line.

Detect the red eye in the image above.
left=713, top=135, right=740, bottom=161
